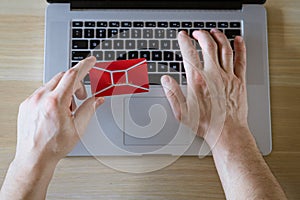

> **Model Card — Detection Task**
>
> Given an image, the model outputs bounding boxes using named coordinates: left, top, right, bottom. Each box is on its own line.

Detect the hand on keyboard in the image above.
left=161, top=29, right=248, bottom=148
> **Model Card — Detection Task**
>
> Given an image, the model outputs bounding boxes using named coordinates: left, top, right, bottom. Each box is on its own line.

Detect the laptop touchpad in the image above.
left=124, top=97, right=189, bottom=146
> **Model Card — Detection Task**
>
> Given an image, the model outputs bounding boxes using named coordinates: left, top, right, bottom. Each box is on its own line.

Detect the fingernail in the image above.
left=161, top=75, right=170, bottom=85
left=210, top=28, right=220, bottom=33
left=95, top=97, right=104, bottom=108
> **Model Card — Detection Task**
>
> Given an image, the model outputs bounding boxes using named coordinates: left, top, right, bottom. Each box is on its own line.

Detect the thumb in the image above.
left=74, top=96, right=105, bottom=136
left=161, top=75, right=187, bottom=121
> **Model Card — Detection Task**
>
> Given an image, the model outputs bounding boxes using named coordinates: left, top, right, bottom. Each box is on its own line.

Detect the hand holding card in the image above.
left=89, top=58, right=149, bottom=97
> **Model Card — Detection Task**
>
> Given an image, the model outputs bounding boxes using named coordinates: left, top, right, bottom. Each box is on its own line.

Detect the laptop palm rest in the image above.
left=124, top=97, right=193, bottom=146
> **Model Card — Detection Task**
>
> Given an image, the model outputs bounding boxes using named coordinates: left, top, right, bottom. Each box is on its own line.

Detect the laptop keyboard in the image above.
left=70, top=20, right=242, bottom=85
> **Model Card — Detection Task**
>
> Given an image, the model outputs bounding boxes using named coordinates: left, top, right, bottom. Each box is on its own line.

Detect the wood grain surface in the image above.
left=0, top=0, right=299, bottom=199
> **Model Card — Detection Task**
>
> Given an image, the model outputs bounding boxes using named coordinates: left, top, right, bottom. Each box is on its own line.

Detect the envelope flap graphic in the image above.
left=90, top=58, right=149, bottom=97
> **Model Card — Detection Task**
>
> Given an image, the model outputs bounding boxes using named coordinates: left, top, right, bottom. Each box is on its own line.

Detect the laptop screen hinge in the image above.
left=70, top=1, right=243, bottom=10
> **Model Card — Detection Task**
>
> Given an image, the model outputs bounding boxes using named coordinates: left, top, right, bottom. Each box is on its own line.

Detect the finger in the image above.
left=74, top=81, right=87, bottom=100
left=233, top=36, right=247, bottom=83
left=54, top=56, right=96, bottom=103
left=210, top=29, right=234, bottom=73
left=44, top=72, right=65, bottom=91
left=192, top=30, right=220, bottom=71
left=70, top=96, right=77, bottom=112
left=74, top=96, right=105, bottom=136
left=161, top=75, right=187, bottom=121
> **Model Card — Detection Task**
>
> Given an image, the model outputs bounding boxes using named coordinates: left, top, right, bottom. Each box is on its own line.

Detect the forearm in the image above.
left=0, top=157, right=57, bottom=200
left=211, top=126, right=287, bottom=200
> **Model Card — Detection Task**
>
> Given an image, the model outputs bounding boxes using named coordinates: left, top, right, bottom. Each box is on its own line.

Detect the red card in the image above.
left=89, top=58, right=149, bottom=97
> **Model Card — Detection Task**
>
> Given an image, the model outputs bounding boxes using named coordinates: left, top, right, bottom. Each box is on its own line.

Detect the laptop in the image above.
left=44, top=0, right=272, bottom=157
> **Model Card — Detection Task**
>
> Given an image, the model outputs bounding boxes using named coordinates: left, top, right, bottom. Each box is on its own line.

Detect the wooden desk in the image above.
left=0, top=0, right=299, bottom=199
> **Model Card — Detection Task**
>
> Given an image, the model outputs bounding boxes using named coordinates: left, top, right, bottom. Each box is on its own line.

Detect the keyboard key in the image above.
left=133, top=22, right=144, bottom=27
left=178, top=29, right=188, bottom=34
left=194, top=22, right=204, bottom=28
left=169, top=62, right=180, bottom=72
left=108, top=29, right=119, bottom=38
left=120, top=29, right=130, bottom=38
left=175, top=51, right=183, bottom=61
left=158, top=62, right=168, bottom=72
left=85, top=21, right=95, bottom=27
left=182, top=22, right=192, bottom=28
left=147, top=62, right=156, bottom=72
left=116, top=51, right=127, bottom=60
left=225, top=29, right=241, bottom=39
left=149, top=74, right=179, bottom=85
left=97, top=21, right=107, bottom=27
left=128, top=51, right=139, bottom=59
left=72, top=40, right=88, bottom=49
left=172, top=40, right=180, bottom=50
left=146, top=22, right=156, bottom=27
left=140, top=51, right=150, bottom=60
left=109, top=21, right=120, bottom=27
left=166, top=29, right=177, bottom=38
left=206, top=22, right=216, bottom=28
left=113, top=40, right=124, bottom=49
left=72, top=29, right=83, bottom=38
left=84, top=29, right=94, bottom=38
left=143, top=29, right=153, bottom=38
left=71, top=62, right=79, bottom=67
left=149, top=40, right=159, bottom=49
left=84, top=74, right=90, bottom=85
left=230, top=40, right=235, bottom=50
left=181, top=63, right=186, bottom=72
left=102, top=40, right=112, bottom=49
left=170, top=22, right=180, bottom=27
left=121, top=21, right=132, bottom=27
left=137, top=40, right=148, bottom=49
left=72, top=51, right=91, bottom=60
left=163, top=51, right=174, bottom=61
left=161, top=40, right=171, bottom=50
left=181, top=73, right=187, bottom=85
left=152, top=51, right=162, bottom=61
left=125, top=40, right=136, bottom=49
left=132, top=29, right=142, bottom=38
left=90, top=40, right=100, bottom=49
left=218, top=22, right=228, bottom=28
left=96, top=29, right=106, bottom=38
left=92, top=51, right=103, bottom=60
left=158, top=22, right=168, bottom=27
left=72, top=21, right=83, bottom=27
left=155, top=29, right=165, bottom=38
left=230, top=22, right=241, bottom=28
left=104, top=51, right=115, bottom=60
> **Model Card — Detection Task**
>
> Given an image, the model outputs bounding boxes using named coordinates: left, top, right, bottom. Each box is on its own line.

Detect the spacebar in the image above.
left=149, top=74, right=180, bottom=85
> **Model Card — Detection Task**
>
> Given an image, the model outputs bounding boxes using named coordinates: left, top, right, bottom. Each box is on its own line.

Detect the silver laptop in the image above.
left=44, top=0, right=272, bottom=156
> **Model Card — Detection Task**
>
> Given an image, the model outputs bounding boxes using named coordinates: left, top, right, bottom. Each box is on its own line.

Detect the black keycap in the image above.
left=72, top=40, right=88, bottom=49
left=114, top=40, right=124, bottom=49
left=182, top=22, right=192, bottom=28
left=71, top=62, right=79, bottom=67
left=230, top=22, right=241, bottom=28
left=92, top=51, right=103, bottom=60
left=148, top=74, right=179, bottom=85
left=218, top=22, right=228, bottom=28
left=169, top=62, right=180, bottom=72
left=194, top=22, right=204, bottom=28
left=158, top=22, right=168, bottom=27
left=163, top=51, right=174, bottom=61
left=72, top=21, right=83, bottom=27
left=140, top=51, right=150, bottom=60
left=125, top=40, right=136, bottom=49
left=172, top=40, right=180, bottom=50
left=225, top=29, right=241, bottom=39
left=96, top=29, right=106, bottom=38
left=178, top=29, right=188, bottom=34
left=133, top=22, right=144, bottom=27
left=137, top=40, right=148, bottom=49
left=206, top=22, right=216, bottom=28
left=109, top=21, right=120, bottom=27
left=230, top=40, right=235, bottom=50
left=181, top=73, right=187, bottom=85
left=190, top=29, right=198, bottom=37
left=104, top=51, right=115, bottom=60
left=181, top=62, right=186, bottom=72
left=85, top=21, right=95, bottom=27
left=84, top=74, right=90, bottom=85
left=72, top=29, right=82, bottom=38
left=175, top=51, right=183, bottom=61
left=147, top=62, right=156, bottom=72
left=116, top=51, right=127, bottom=60
left=155, top=29, right=165, bottom=38
left=90, top=40, right=100, bottom=49
left=108, top=29, right=119, bottom=38
left=72, top=51, right=91, bottom=60
left=97, top=21, right=107, bottom=27
left=84, top=29, right=94, bottom=38
left=170, top=22, right=180, bottom=27
left=121, top=22, right=132, bottom=27
left=152, top=51, right=162, bottom=61
left=146, top=22, right=156, bottom=27
left=128, top=51, right=139, bottom=59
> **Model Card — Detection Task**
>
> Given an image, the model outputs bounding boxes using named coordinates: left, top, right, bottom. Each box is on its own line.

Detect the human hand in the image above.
left=161, top=29, right=248, bottom=147
left=14, top=56, right=104, bottom=166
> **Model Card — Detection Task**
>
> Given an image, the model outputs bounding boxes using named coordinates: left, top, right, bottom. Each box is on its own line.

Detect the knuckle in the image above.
left=174, top=111, right=182, bottom=121
left=66, top=67, right=79, bottom=76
